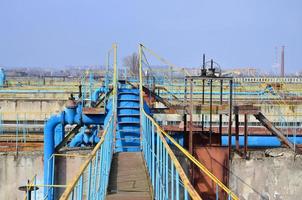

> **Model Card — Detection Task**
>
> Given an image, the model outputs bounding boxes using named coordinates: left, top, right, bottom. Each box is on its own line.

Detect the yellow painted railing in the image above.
left=139, top=43, right=239, bottom=200
left=59, top=43, right=118, bottom=200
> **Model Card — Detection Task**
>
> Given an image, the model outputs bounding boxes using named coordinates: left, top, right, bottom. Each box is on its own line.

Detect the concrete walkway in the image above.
left=106, top=152, right=152, bottom=200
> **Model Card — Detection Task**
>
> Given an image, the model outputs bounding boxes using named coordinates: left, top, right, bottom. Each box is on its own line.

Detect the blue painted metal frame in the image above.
left=58, top=114, right=114, bottom=200
left=141, top=113, right=197, bottom=200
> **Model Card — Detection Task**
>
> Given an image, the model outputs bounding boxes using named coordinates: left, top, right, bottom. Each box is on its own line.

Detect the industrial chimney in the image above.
left=281, top=46, right=285, bottom=77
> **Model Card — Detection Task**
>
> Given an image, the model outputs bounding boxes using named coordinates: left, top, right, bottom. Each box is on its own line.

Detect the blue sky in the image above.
left=0, top=0, right=301, bottom=73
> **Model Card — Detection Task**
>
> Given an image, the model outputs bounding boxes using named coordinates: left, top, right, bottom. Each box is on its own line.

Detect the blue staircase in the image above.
left=115, top=84, right=141, bottom=152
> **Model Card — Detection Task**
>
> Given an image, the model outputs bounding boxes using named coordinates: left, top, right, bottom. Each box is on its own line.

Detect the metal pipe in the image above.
left=222, top=135, right=302, bottom=147
left=219, top=79, right=223, bottom=144
left=189, top=79, right=193, bottom=155
left=43, top=114, right=62, bottom=199
left=189, top=78, right=193, bottom=184
left=201, top=54, right=206, bottom=131
left=235, top=114, right=239, bottom=150
left=244, top=114, right=248, bottom=158
left=43, top=98, right=111, bottom=200
left=228, top=79, right=233, bottom=159
left=184, top=78, right=187, bottom=149
left=201, top=81, right=205, bottom=131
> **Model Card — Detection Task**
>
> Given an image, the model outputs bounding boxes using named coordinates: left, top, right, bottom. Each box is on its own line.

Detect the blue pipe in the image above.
left=221, top=135, right=302, bottom=147
left=81, top=114, right=105, bottom=125
left=64, top=107, right=76, bottom=124
left=167, top=133, right=302, bottom=148
left=69, top=127, right=85, bottom=147
left=91, top=87, right=107, bottom=102
left=43, top=114, right=63, bottom=199
left=44, top=102, right=110, bottom=199
left=0, top=68, right=5, bottom=87
left=69, top=125, right=100, bottom=147
left=54, top=124, right=64, bottom=146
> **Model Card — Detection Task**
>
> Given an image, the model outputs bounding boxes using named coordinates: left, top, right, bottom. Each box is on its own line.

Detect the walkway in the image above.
left=106, top=152, right=152, bottom=200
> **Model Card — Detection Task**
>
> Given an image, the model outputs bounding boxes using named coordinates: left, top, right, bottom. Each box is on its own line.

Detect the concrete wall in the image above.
left=230, top=148, right=302, bottom=200
left=0, top=152, right=44, bottom=199
left=0, top=151, right=87, bottom=200
left=0, top=99, right=66, bottom=120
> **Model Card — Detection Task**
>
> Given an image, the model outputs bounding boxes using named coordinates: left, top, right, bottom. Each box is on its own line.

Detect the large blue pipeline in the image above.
left=168, top=134, right=302, bottom=148
left=43, top=88, right=112, bottom=200
left=221, top=135, right=302, bottom=147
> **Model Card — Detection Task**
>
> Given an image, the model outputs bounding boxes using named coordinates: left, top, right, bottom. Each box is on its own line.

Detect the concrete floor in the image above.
left=106, top=152, right=152, bottom=200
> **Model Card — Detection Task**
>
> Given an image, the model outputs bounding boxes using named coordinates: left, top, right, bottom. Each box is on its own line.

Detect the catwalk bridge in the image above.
left=58, top=85, right=237, bottom=200
left=23, top=44, right=301, bottom=200
left=57, top=46, right=238, bottom=200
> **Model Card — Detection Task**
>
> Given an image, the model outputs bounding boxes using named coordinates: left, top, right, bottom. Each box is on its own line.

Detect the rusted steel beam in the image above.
left=233, top=105, right=261, bottom=115
left=0, top=142, right=43, bottom=152
left=219, top=79, right=223, bottom=145
left=235, top=114, right=240, bottom=150
left=228, top=79, right=233, bottom=159
left=189, top=78, right=193, bottom=155
left=254, top=112, right=302, bottom=154
left=151, top=104, right=230, bottom=115
left=195, top=104, right=230, bottom=114
left=55, top=125, right=81, bottom=152
left=244, top=114, right=248, bottom=158
left=185, top=76, right=233, bottom=80
left=189, top=78, right=194, bottom=184
left=209, top=75, right=213, bottom=146
left=184, top=78, right=188, bottom=149
left=82, top=107, right=105, bottom=115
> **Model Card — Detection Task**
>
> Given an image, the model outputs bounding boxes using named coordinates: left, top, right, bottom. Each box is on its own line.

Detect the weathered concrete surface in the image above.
left=106, top=152, right=152, bottom=200
left=0, top=99, right=66, bottom=120
left=0, top=151, right=44, bottom=200
left=230, top=148, right=302, bottom=200
left=54, top=149, right=91, bottom=199
left=0, top=150, right=88, bottom=200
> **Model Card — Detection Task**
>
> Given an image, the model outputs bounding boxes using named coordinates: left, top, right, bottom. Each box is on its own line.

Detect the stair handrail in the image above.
left=138, top=43, right=239, bottom=200
left=59, top=114, right=114, bottom=199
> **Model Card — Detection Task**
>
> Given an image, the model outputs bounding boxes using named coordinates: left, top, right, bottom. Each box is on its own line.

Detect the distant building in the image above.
left=222, top=67, right=258, bottom=77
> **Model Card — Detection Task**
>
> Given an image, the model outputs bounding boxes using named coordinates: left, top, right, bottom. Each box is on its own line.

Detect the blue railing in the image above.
left=59, top=43, right=118, bottom=200
left=59, top=114, right=114, bottom=200
left=141, top=110, right=201, bottom=200
left=139, top=43, right=240, bottom=200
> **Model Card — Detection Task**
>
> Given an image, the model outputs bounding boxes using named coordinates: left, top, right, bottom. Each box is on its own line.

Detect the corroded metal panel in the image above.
left=193, top=147, right=229, bottom=199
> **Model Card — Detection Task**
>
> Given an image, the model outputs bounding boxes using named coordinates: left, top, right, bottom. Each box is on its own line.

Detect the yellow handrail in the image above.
left=59, top=115, right=113, bottom=199
left=141, top=44, right=191, bottom=76
left=139, top=43, right=239, bottom=200
left=60, top=43, right=118, bottom=200
left=151, top=114, right=202, bottom=199
left=143, top=109, right=239, bottom=200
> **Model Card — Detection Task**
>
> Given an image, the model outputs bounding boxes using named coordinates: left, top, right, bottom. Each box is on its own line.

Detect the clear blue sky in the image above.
left=0, top=0, right=301, bottom=73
